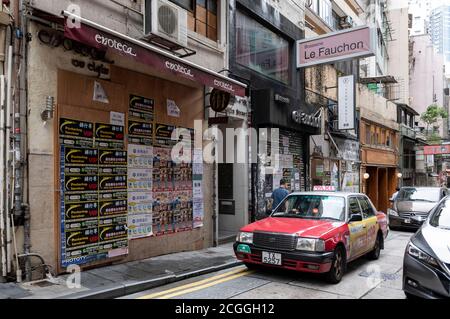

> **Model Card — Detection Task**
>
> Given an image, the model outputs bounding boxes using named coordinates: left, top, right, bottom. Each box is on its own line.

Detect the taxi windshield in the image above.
left=272, top=195, right=345, bottom=221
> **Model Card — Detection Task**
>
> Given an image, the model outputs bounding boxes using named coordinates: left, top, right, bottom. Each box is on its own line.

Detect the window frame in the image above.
left=235, top=9, right=292, bottom=85
left=348, top=196, right=363, bottom=220
left=169, top=0, right=195, bottom=12
left=357, top=196, right=376, bottom=219
left=170, top=0, right=219, bottom=42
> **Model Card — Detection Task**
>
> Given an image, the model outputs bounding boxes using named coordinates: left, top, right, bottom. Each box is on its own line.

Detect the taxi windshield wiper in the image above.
left=272, top=213, right=306, bottom=218
left=319, top=217, right=341, bottom=221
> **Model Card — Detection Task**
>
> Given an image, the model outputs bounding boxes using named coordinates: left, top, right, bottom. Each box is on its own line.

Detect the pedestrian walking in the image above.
left=390, top=187, right=400, bottom=202
left=271, top=179, right=290, bottom=210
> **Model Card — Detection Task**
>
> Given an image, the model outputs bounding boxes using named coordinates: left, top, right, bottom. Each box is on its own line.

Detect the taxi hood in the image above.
left=240, top=217, right=345, bottom=238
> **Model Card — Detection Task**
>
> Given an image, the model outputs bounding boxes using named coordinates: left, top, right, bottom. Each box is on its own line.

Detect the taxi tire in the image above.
left=367, top=233, right=382, bottom=260
left=326, top=246, right=346, bottom=284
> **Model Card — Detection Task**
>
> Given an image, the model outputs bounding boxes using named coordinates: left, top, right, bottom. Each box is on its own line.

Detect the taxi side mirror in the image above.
left=349, top=214, right=363, bottom=222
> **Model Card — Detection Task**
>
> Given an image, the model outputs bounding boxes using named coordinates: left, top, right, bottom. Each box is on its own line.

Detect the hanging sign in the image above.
left=297, top=26, right=375, bottom=68
left=338, top=75, right=355, bottom=130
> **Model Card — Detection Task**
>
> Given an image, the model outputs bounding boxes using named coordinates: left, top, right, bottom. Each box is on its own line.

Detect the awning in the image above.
left=394, top=102, right=419, bottom=116
left=359, top=75, right=397, bottom=84
left=62, top=11, right=247, bottom=97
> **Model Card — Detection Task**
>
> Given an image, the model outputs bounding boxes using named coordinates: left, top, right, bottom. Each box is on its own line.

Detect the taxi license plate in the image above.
left=262, top=252, right=282, bottom=265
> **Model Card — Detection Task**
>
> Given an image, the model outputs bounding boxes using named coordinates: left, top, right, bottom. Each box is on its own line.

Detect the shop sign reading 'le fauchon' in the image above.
left=297, top=26, right=375, bottom=68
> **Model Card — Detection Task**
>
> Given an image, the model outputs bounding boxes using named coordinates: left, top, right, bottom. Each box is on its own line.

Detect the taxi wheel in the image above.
left=368, top=233, right=382, bottom=260
left=326, top=247, right=345, bottom=284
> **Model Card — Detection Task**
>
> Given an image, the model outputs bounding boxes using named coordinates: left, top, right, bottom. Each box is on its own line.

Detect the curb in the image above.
left=62, top=260, right=243, bottom=299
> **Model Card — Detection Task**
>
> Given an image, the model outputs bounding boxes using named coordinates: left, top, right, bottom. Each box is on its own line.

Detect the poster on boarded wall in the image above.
left=59, top=117, right=128, bottom=268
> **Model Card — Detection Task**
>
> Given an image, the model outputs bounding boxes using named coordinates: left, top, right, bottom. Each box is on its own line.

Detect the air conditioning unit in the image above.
left=339, top=16, right=353, bottom=28
left=144, top=0, right=188, bottom=47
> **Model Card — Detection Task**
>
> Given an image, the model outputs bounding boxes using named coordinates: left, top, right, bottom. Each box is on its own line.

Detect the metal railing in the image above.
left=401, top=124, right=416, bottom=139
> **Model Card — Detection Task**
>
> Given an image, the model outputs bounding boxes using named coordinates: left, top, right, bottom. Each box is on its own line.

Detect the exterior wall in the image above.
left=333, top=0, right=364, bottom=24
left=410, top=34, right=445, bottom=135
left=304, top=0, right=362, bottom=193
left=31, top=0, right=227, bottom=71
left=26, top=0, right=227, bottom=270
left=387, top=6, right=410, bottom=105
left=358, top=81, right=399, bottom=213
left=359, top=0, right=388, bottom=77
left=265, top=0, right=306, bottom=28
left=358, top=84, right=398, bottom=129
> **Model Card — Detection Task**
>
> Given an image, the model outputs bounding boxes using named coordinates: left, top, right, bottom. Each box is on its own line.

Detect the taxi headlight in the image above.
left=296, top=237, right=325, bottom=252
left=236, top=232, right=253, bottom=244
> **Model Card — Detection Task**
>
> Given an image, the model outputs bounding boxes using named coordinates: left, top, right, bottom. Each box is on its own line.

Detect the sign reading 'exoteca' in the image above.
left=297, top=26, right=375, bottom=68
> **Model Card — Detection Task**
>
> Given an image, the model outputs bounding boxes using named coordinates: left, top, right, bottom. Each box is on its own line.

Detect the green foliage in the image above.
left=427, top=132, right=442, bottom=144
left=420, top=104, right=448, bottom=143
left=420, top=104, right=448, bottom=126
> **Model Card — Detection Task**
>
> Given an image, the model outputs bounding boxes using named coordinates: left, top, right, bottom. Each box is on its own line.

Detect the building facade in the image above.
left=305, top=0, right=363, bottom=194
left=0, top=0, right=251, bottom=279
left=410, top=34, right=446, bottom=137
left=430, top=5, right=450, bottom=77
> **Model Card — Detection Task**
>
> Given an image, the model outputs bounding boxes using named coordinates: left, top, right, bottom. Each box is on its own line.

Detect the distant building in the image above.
left=429, top=5, right=450, bottom=77
left=409, top=34, right=445, bottom=137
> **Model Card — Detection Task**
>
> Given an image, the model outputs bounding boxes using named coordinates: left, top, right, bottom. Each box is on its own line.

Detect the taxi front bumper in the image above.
left=233, top=243, right=334, bottom=273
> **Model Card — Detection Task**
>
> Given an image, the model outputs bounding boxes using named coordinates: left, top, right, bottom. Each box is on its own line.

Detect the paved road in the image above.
left=123, top=230, right=414, bottom=299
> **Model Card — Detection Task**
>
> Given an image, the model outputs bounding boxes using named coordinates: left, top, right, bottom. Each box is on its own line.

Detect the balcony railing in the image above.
left=401, top=124, right=416, bottom=139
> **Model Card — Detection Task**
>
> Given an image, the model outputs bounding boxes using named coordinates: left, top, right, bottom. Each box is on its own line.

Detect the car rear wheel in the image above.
left=326, top=247, right=345, bottom=284
left=368, top=233, right=382, bottom=260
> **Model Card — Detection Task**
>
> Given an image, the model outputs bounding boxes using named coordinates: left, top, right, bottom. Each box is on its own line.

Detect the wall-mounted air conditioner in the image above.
left=144, top=0, right=188, bottom=47
left=339, top=16, right=353, bottom=29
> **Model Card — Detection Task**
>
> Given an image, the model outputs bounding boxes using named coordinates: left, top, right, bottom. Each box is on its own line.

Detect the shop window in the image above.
left=171, top=0, right=218, bottom=41
left=235, top=10, right=290, bottom=85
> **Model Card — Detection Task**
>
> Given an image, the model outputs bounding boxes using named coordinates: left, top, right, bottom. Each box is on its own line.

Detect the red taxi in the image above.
left=234, top=192, right=388, bottom=283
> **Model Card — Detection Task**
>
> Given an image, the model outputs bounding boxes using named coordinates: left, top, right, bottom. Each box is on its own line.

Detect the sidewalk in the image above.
left=0, top=242, right=241, bottom=299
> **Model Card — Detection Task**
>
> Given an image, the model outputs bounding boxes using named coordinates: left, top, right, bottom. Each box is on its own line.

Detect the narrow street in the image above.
left=123, top=230, right=413, bottom=300
left=3, top=0, right=450, bottom=304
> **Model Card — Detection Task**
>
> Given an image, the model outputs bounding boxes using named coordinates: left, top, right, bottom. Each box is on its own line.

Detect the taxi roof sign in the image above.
left=313, top=186, right=336, bottom=192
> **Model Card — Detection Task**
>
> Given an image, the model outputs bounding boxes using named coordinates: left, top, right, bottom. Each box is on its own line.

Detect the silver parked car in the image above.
left=388, top=187, right=449, bottom=230
left=403, top=196, right=450, bottom=299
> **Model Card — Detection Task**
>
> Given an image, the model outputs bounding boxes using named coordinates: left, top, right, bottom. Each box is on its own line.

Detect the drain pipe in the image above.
left=5, top=41, right=12, bottom=275
left=18, top=0, right=30, bottom=281
left=0, top=75, right=6, bottom=281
